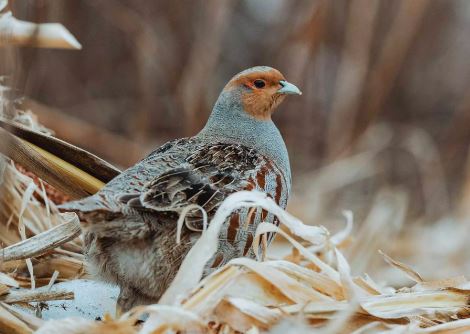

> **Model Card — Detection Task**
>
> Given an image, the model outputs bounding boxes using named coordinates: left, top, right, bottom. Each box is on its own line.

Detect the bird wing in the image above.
left=117, top=143, right=265, bottom=228
left=60, top=139, right=289, bottom=236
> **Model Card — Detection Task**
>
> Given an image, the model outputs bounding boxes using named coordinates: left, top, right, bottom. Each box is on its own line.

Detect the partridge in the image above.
left=60, top=66, right=302, bottom=311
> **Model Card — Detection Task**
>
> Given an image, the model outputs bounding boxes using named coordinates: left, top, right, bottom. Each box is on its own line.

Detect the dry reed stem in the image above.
left=1, top=216, right=80, bottom=262
left=0, top=9, right=80, bottom=49
left=358, top=0, right=429, bottom=136
left=1, top=289, right=73, bottom=304
left=327, top=0, right=380, bottom=158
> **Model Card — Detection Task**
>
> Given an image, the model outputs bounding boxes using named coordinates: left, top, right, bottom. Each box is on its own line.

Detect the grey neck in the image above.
left=197, top=90, right=292, bottom=186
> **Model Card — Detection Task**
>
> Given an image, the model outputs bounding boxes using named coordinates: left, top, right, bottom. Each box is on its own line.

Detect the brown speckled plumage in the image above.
left=60, top=66, right=301, bottom=311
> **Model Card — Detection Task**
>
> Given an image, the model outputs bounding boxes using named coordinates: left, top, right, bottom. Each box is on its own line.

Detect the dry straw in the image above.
left=0, top=0, right=81, bottom=49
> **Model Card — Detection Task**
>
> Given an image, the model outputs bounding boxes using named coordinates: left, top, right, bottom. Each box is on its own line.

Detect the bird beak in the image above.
left=278, top=80, right=302, bottom=95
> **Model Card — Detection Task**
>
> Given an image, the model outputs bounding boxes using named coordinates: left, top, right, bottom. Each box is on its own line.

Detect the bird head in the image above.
left=222, top=66, right=302, bottom=121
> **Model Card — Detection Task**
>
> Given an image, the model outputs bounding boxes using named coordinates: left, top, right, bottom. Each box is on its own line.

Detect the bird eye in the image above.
left=253, top=80, right=266, bottom=89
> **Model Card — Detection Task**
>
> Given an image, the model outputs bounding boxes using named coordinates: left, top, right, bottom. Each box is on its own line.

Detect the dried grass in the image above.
left=2, top=162, right=470, bottom=333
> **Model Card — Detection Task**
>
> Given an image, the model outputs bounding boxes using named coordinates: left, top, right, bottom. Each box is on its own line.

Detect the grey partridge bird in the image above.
left=60, top=66, right=301, bottom=311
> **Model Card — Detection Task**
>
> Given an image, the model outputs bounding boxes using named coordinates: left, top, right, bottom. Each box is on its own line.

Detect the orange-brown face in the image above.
left=223, top=68, right=301, bottom=120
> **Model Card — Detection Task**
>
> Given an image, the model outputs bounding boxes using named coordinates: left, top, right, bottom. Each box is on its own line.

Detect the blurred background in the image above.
left=4, top=0, right=470, bottom=282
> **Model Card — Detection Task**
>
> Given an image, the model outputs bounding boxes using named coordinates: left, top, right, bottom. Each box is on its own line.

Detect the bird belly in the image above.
left=83, top=222, right=193, bottom=302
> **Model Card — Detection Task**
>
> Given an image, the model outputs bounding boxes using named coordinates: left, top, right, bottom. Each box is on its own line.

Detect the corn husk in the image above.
left=18, top=191, right=469, bottom=334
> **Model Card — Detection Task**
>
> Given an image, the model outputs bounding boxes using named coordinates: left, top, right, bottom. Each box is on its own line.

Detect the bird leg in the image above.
left=116, top=286, right=156, bottom=316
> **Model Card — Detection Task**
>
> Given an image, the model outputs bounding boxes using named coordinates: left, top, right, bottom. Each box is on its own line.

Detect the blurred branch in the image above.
left=327, top=0, right=380, bottom=159
left=453, top=91, right=470, bottom=218
left=459, top=145, right=470, bottom=219
left=88, top=0, right=163, bottom=141
left=279, top=1, right=327, bottom=78
left=442, top=88, right=470, bottom=176
left=178, top=0, right=235, bottom=135
left=397, top=125, right=449, bottom=217
left=355, top=0, right=429, bottom=138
